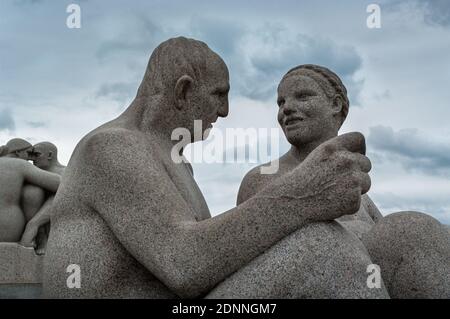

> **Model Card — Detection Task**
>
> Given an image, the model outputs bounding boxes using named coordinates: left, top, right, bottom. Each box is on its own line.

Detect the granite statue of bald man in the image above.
left=43, top=37, right=388, bottom=298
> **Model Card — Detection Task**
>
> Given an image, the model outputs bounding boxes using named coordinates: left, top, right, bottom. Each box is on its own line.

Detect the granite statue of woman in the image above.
left=237, top=64, right=450, bottom=298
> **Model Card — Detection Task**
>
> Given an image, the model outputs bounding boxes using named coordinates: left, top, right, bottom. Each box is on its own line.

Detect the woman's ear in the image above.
left=174, top=75, right=194, bottom=110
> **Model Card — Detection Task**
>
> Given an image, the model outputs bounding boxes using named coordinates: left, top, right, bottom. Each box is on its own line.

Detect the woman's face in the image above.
left=277, top=71, right=338, bottom=146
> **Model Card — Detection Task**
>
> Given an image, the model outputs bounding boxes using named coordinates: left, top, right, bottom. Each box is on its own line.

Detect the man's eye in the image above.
left=277, top=98, right=285, bottom=107
left=213, top=91, right=226, bottom=97
left=296, top=92, right=314, bottom=100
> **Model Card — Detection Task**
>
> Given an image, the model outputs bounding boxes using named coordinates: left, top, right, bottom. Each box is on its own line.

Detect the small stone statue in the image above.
left=0, top=139, right=60, bottom=243
left=31, top=142, right=66, bottom=175
left=0, top=138, right=32, bottom=159
left=43, top=37, right=387, bottom=298
left=237, top=64, right=450, bottom=299
left=20, top=142, right=66, bottom=253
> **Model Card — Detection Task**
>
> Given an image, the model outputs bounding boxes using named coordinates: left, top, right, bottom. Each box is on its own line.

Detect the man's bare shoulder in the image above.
left=72, top=126, right=171, bottom=188
left=82, top=127, right=144, bottom=154
left=76, top=127, right=158, bottom=167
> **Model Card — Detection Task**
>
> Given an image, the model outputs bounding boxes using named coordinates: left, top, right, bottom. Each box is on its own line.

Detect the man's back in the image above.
left=43, top=123, right=189, bottom=298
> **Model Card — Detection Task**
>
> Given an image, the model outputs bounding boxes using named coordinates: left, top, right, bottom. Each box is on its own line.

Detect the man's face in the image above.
left=31, top=145, right=51, bottom=169
left=277, top=72, right=337, bottom=146
left=185, top=58, right=230, bottom=141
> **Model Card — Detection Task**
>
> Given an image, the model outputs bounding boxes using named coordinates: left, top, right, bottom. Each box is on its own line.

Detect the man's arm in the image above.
left=84, top=130, right=371, bottom=298
left=22, top=162, right=60, bottom=192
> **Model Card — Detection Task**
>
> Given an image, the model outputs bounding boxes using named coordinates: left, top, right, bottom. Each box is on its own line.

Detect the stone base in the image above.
left=0, top=243, right=43, bottom=284
left=0, top=243, right=43, bottom=299
left=0, top=284, right=42, bottom=299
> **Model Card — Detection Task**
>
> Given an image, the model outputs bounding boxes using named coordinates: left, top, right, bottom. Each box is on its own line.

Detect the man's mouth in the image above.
left=284, top=116, right=304, bottom=126
left=209, top=118, right=218, bottom=128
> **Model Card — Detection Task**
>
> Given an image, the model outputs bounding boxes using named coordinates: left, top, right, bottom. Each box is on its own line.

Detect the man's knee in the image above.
left=207, top=221, right=388, bottom=298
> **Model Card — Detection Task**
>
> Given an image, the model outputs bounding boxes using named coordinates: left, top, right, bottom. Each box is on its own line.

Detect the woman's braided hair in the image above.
left=283, top=64, right=350, bottom=125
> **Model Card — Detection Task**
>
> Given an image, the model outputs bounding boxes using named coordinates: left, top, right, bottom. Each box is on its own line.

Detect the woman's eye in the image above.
left=277, top=98, right=285, bottom=107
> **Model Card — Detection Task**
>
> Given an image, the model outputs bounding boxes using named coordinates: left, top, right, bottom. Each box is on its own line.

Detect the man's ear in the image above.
left=332, top=95, right=344, bottom=116
left=48, top=151, right=53, bottom=160
left=174, top=75, right=194, bottom=110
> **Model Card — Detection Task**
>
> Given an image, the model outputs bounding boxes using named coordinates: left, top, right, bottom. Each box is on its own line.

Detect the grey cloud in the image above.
left=96, top=15, right=166, bottom=61
left=14, top=0, right=44, bottom=5
left=368, top=125, right=450, bottom=176
left=189, top=16, right=245, bottom=57
left=95, top=81, right=138, bottom=104
left=186, top=19, right=364, bottom=103
left=372, top=192, right=450, bottom=224
left=373, top=90, right=392, bottom=102
left=26, top=121, right=45, bottom=128
left=94, top=14, right=364, bottom=105
left=423, top=0, right=450, bottom=27
left=385, top=0, right=450, bottom=27
left=244, top=29, right=363, bottom=103
left=0, top=108, right=16, bottom=131
left=15, top=0, right=87, bottom=3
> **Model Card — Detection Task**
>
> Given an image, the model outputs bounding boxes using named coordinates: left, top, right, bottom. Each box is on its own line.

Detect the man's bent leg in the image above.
left=206, top=221, right=389, bottom=299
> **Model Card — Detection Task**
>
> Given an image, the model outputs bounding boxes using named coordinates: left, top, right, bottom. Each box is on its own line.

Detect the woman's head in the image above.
left=0, top=138, right=32, bottom=159
left=277, top=64, right=349, bottom=146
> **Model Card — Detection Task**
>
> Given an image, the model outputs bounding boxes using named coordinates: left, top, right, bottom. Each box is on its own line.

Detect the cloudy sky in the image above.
left=1, top=0, right=450, bottom=224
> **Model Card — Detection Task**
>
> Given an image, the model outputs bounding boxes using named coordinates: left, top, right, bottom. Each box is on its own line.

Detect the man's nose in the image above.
left=282, top=102, right=296, bottom=116
left=217, top=100, right=229, bottom=118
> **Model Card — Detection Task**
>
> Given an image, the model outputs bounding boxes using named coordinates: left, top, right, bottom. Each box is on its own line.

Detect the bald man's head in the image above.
left=137, top=36, right=227, bottom=101
left=32, top=142, right=59, bottom=169
left=133, top=37, right=230, bottom=140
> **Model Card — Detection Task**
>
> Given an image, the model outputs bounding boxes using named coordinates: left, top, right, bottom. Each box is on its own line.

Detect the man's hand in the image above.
left=280, top=132, right=371, bottom=222
left=20, top=220, right=39, bottom=248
